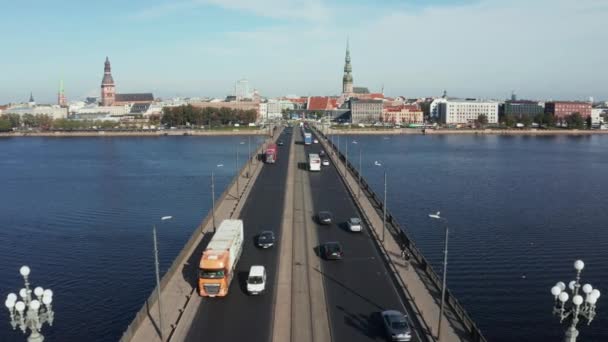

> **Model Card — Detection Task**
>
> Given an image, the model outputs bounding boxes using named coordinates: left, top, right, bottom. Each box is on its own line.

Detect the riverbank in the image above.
left=0, top=129, right=268, bottom=137
left=325, top=128, right=608, bottom=135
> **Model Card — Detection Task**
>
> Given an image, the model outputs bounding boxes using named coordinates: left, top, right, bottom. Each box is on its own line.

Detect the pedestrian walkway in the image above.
left=319, top=132, right=475, bottom=342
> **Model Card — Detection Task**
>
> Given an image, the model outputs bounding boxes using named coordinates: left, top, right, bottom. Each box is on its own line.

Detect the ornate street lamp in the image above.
left=551, top=259, right=600, bottom=342
left=4, top=265, right=54, bottom=342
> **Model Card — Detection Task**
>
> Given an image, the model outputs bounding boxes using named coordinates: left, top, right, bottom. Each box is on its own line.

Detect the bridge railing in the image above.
left=316, top=127, right=487, bottom=342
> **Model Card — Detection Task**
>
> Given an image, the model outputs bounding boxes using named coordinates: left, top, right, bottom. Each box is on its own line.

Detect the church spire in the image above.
left=29, top=92, right=34, bottom=103
left=101, top=56, right=116, bottom=106
left=342, top=38, right=353, bottom=95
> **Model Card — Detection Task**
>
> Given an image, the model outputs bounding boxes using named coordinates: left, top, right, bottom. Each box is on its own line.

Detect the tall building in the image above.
left=101, top=57, right=115, bottom=106
left=235, top=79, right=251, bottom=100
left=58, top=80, right=67, bottom=107
left=342, top=39, right=353, bottom=95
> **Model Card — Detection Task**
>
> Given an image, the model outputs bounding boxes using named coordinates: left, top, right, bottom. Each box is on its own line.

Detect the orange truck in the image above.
left=198, top=219, right=244, bottom=297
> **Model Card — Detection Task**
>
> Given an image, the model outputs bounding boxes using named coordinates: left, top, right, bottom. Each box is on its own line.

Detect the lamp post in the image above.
left=551, top=260, right=600, bottom=342
left=211, top=164, right=224, bottom=232
left=358, top=144, right=362, bottom=199
left=248, top=136, right=251, bottom=177
left=153, top=215, right=172, bottom=341
left=374, top=161, right=387, bottom=243
left=4, top=266, right=54, bottom=342
left=345, top=135, right=349, bottom=176
left=428, top=211, right=449, bottom=341
left=236, top=141, right=245, bottom=197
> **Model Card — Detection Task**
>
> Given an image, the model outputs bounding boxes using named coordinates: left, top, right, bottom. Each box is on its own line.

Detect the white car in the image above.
left=347, top=217, right=362, bottom=232
left=246, top=265, right=267, bottom=295
left=313, top=139, right=319, bottom=144
left=322, top=159, right=330, bottom=166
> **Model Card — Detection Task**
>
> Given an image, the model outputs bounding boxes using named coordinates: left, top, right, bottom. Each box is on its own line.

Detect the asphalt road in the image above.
left=184, top=129, right=292, bottom=342
left=304, top=134, right=418, bottom=342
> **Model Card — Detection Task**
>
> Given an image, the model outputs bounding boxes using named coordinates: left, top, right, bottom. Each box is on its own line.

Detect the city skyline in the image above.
left=1, top=0, right=606, bottom=104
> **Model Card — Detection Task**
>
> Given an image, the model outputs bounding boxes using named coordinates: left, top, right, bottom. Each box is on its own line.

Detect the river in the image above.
left=332, top=133, right=608, bottom=342
left=1, top=134, right=607, bottom=341
left=0, top=136, right=263, bottom=341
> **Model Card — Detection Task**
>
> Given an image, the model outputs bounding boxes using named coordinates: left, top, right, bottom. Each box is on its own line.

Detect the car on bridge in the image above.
left=322, top=159, right=330, bottom=166
left=381, top=310, right=412, bottom=341
left=246, top=265, right=267, bottom=295
left=256, top=231, right=275, bottom=248
left=317, top=211, right=333, bottom=225
left=347, top=217, right=362, bottom=232
left=320, top=242, right=343, bottom=260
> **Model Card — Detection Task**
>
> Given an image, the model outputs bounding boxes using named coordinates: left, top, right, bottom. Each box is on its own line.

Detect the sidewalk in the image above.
left=318, top=132, right=474, bottom=342
left=121, top=132, right=279, bottom=342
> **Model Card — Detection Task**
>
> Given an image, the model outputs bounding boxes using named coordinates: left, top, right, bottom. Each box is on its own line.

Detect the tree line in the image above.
left=161, top=105, right=257, bottom=127
left=0, top=113, right=120, bottom=132
left=501, top=112, right=591, bottom=129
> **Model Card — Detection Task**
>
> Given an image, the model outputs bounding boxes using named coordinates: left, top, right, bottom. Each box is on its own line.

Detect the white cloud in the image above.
left=193, top=0, right=607, bottom=99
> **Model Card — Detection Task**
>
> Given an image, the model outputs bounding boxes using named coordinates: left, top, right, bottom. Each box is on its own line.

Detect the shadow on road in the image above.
left=181, top=232, right=214, bottom=288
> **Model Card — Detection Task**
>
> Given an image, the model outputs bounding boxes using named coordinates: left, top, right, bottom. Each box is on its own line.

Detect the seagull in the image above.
left=374, top=161, right=382, bottom=166
left=217, top=164, right=224, bottom=167
left=352, top=140, right=358, bottom=144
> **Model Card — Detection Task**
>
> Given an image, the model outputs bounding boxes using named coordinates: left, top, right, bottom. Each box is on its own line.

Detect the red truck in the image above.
left=265, top=143, right=277, bottom=164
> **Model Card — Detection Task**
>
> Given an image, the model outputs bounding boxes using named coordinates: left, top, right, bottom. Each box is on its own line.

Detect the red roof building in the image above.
left=307, top=96, right=338, bottom=111
left=382, top=104, right=423, bottom=124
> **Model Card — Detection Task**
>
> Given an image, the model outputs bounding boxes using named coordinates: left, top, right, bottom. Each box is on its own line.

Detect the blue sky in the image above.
left=1, top=0, right=606, bottom=104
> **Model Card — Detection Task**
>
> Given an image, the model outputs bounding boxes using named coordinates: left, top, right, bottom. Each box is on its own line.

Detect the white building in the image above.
left=266, top=100, right=294, bottom=120
left=591, top=108, right=607, bottom=124
left=258, top=103, right=267, bottom=122
left=235, top=79, right=251, bottom=100
left=3, top=105, right=68, bottom=120
left=439, top=99, right=499, bottom=124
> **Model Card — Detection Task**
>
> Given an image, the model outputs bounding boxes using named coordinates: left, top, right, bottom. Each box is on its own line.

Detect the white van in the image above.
left=246, top=265, right=266, bottom=295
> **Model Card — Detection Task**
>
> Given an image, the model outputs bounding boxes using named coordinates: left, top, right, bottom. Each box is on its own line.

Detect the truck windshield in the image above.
left=199, top=269, right=225, bottom=279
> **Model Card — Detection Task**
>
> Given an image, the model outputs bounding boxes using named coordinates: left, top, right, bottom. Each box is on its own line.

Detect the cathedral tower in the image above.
left=101, top=57, right=115, bottom=106
left=342, top=39, right=353, bottom=95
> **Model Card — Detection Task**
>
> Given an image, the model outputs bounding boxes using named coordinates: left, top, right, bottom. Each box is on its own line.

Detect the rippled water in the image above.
left=0, top=136, right=264, bottom=341
left=332, top=134, right=608, bottom=342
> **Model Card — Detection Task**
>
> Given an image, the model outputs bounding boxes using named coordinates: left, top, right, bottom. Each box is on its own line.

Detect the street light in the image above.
left=153, top=215, right=172, bottom=341
left=374, top=161, right=387, bottom=243
left=357, top=143, right=362, bottom=199
left=428, top=211, right=449, bottom=341
left=551, top=260, right=600, bottom=342
left=5, top=265, right=54, bottom=342
left=211, top=164, right=224, bottom=232
left=247, top=136, right=252, bottom=177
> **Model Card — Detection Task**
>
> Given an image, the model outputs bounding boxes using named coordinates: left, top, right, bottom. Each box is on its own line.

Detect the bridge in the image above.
left=120, top=125, right=486, bottom=342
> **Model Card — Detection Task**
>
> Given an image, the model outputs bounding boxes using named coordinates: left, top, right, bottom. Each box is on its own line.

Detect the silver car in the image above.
left=381, top=310, right=412, bottom=341
left=347, top=217, right=362, bottom=232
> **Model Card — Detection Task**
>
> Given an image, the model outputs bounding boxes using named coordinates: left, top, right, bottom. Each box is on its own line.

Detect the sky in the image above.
left=1, top=0, right=606, bottom=104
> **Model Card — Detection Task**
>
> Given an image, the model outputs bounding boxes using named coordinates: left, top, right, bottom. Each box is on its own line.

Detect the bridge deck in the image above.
left=317, top=129, right=475, bottom=342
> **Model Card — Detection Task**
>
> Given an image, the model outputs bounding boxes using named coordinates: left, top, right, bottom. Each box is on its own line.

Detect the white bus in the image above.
left=308, top=153, right=321, bottom=172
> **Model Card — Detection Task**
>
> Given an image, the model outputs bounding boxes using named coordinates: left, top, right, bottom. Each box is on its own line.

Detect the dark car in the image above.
left=320, top=242, right=343, bottom=260
left=319, top=150, right=326, bottom=157
left=317, top=211, right=333, bottom=225
left=381, top=310, right=412, bottom=341
left=278, top=140, right=284, bottom=146
left=256, top=231, right=276, bottom=248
